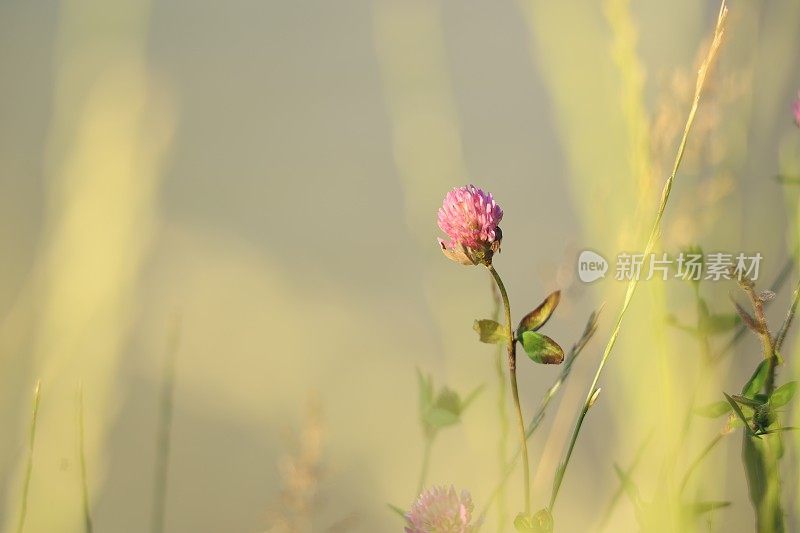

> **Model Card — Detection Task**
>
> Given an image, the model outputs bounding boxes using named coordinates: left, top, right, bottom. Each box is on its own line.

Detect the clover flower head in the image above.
left=437, top=185, right=503, bottom=265
left=405, top=485, right=479, bottom=533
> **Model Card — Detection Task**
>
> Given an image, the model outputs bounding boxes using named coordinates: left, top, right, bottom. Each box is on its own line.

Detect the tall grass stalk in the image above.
left=77, top=384, right=93, bottom=533
left=152, top=317, right=182, bottom=533
left=548, top=1, right=729, bottom=513
left=16, top=380, right=41, bottom=533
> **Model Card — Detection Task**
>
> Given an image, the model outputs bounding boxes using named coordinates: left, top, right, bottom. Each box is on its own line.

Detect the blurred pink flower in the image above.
left=405, top=486, right=479, bottom=533
left=794, top=93, right=800, bottom=127
left=437, top=185, right=503, bottom=265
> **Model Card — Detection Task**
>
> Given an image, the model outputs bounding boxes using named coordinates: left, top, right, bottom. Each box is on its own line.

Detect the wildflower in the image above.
left=437, top=185, right=503, bottom=266
left=405, top=486, right=479, bottom=533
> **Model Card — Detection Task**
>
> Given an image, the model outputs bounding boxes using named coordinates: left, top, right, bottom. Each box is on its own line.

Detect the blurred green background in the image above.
left=1, top=0, right=800, bottom=531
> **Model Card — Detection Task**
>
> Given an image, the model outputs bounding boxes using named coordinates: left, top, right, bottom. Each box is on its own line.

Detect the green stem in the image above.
left=152, top=317, right=181, bottom=533
left=16, top=381, right=41, bottom=533
left=77, top=384, right=93, bottom=533
left=675, top=287, right=713, bottom=455
left=417, top=435, right=433, bottom=495
left=774, top=278, right=800, bottom=353
left=597, top=430, right=653, bottom=531
left=679, top=432, right=725, bottom=495
left=491, top=281, right=509, bottom=531
left=477, top=309, right=600, bottom=528
left=487, top=264, right=530, bottom=515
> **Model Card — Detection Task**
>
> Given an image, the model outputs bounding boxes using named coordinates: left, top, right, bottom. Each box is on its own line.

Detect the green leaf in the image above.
left=416, top=369, right=433, bottom=412
left=742, top=359, right=771, bottom=398
left=731, top=395, right=763, bottom=409
left=665, top=314, right=697, bottom=336
left=743, top=432, right=785, bottom=531
left=460, top=384, right=485, bottom=412
left=520, top=331, right=565, bottom=365
left=517, top=291, right=561, bottom=336
left=770, top=381, right=797, bottom=408
left=613, top=463, right=641, bottom=509
left=434, top=387, right=461, bottom=415
left=424, top=407, right=459, bottom=429
left=761, top=426, right=799, bottom=435
left=724, top=392, right=754, bottom=437
left=694, top=400, right=732, bottom=418
left=386, top=503, right=406, bottom=519
left=418, top=377, right=483, bottom=434
left=685, top=501, right=730, bottom=517
left=702, top=313, right=741, bottom=335
left=473, top=319, right=509, bottom=344
left=514, top=513, right=535, bottom=532
left=514, top=510, right=554, bottom=532
left=726, top=415, right=745, bottom=431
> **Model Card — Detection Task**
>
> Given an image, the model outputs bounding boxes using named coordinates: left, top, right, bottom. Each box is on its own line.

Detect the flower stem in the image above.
left=490, top=280, right=509, bottom=531
left=417, top=435, right=433, bottom=495
left=477, top=309, right=601, bottom=527
left=486, top=264, right=530, bottom=515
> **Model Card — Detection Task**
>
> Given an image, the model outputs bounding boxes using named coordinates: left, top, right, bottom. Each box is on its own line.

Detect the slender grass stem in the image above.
left=416, top=436, right=433, bottom=495
left=597, top=429, right=653, bottom=530
left=774, top=278, right=800, bottom=352
left=679, top=432, right=725, bottom=495
left=490, top=280, right=509, bottom=531
left=16, top=380, right=41, bottom=533
left=486, top=263, right=530, bottom=515
left=548, top=2, right=728, bottom=513
left=77, top=384, right=93, bottom=533
left=673, top=286, right=714, bottom=463
left=152, top=317, right=182, bottom=533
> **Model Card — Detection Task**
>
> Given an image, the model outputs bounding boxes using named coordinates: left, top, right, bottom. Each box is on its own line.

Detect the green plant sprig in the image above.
left=487, top=263, right=532, bottom=516
left=476, top=308, right=602, bottom=527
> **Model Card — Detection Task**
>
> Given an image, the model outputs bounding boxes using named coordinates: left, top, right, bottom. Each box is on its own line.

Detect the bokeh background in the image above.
left=1, top=0, right=800, bottom=531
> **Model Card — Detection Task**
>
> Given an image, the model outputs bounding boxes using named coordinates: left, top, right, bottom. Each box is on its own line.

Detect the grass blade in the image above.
left=548, top=2, right=729, bottom=512
left=152, top=316, right=182, bottom=533
left=77, top=383, right=93, bottom=533
left=16, top=380, right=41, bottom=533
